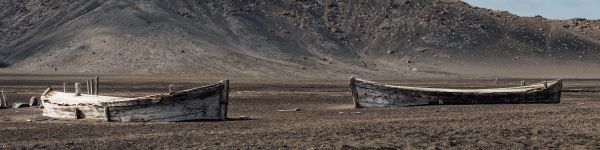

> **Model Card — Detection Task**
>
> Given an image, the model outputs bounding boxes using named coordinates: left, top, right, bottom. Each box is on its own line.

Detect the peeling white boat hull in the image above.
left=41, top=80, right=229, bottom=122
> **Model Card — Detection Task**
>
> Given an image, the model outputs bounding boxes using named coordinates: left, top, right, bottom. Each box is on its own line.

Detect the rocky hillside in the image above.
left=1, top=0, right=600, bottom=78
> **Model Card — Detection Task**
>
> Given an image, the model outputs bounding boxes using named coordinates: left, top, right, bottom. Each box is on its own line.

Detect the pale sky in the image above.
left=462, top=0, right=600, bottom=20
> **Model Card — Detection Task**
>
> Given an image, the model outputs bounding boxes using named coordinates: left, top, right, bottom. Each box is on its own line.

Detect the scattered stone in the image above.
left=386, top=50, right=395, bottom=54
left=350, top=112, right=362, bottom=114
left=407, top=60, right=414, bottom=63
left=410, top=67, right=418, bottom=72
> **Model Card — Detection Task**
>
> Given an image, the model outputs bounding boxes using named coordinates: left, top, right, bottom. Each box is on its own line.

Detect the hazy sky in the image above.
left=462, top=0, right=600, bottom=20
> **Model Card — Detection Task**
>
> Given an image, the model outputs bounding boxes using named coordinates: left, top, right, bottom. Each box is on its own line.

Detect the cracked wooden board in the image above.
left=40, top=80, right=229, bottom=122
left=349, top=77, right=562, bottom=108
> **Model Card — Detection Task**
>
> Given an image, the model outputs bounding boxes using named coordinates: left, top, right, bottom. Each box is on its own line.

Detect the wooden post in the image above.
left=90, top=78, right=95, bottom=95
left=349, top=77, right=361, bottom=108
left=494, top=77, right=499, bottom=84
left=521, top=81, right=526, bottom=86
left=63, top=82, right=67, bottom=92
left=86, top=80, right=90, bottom=95
left=169, top=84, right=176, bottom=94
left=75, top=83, right=81, bottom=96
left=94, top=76, right=99, bottom=95
left=220, top=80, right=229, bottom=121
left=0, top=90, right=3, bottom=108
left=1, top=90, right=7, bottom=108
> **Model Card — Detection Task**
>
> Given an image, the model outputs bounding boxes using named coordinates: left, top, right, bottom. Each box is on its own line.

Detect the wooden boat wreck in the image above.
left=41, top=80, right=229, bottom=122
left=349, top=77, right=562, bottom=108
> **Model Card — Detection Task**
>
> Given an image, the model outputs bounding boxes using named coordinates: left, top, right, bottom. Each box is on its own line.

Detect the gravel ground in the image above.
left=1, top=74, right=599, bottom=149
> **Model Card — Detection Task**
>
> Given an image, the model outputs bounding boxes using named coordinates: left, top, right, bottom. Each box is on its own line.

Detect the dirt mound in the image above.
left=1, top=0, right=600, bottom=78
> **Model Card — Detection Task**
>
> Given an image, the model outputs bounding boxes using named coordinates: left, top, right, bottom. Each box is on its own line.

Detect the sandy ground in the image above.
left=1, top=74, right=600, bottom=149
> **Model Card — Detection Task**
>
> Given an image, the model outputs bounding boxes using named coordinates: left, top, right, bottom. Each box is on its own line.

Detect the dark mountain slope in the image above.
left=1, top=0, right=599, bottom=78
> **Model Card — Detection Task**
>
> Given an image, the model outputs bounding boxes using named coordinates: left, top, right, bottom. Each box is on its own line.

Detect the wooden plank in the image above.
left=41, top=88, right=52, bottom=96
left=42, top=103, right=80, bottom=119
left=63, top=82, right=67, bottom=92
left=107, top=95, right=222, bottom=122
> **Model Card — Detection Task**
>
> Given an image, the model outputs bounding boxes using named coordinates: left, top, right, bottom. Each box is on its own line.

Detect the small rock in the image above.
left=350, top=112, right=362, bottom=114
left=407, top=60, right=414, bottom=63
left=26, top=119, right=32, bottom=122
left=410, top=68, right=418, bottom=72
left=338, top=112, right=345, bottom=114
left=386, top=50, right=395, bottom=54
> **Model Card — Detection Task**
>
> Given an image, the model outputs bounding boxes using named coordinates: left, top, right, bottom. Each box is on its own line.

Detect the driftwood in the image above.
left=41, top=80, right=229, bottom=122
left=349, top=77, right=562, bottom=108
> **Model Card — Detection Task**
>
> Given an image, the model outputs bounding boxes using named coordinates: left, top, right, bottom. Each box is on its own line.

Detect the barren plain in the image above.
left=0, top=73, right=599, bottom=149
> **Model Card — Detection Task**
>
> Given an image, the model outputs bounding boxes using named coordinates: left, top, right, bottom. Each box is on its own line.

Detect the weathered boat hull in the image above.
left=41, top=80, right=229, bottom=122
left=349, top=78, right=562, bottom=108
